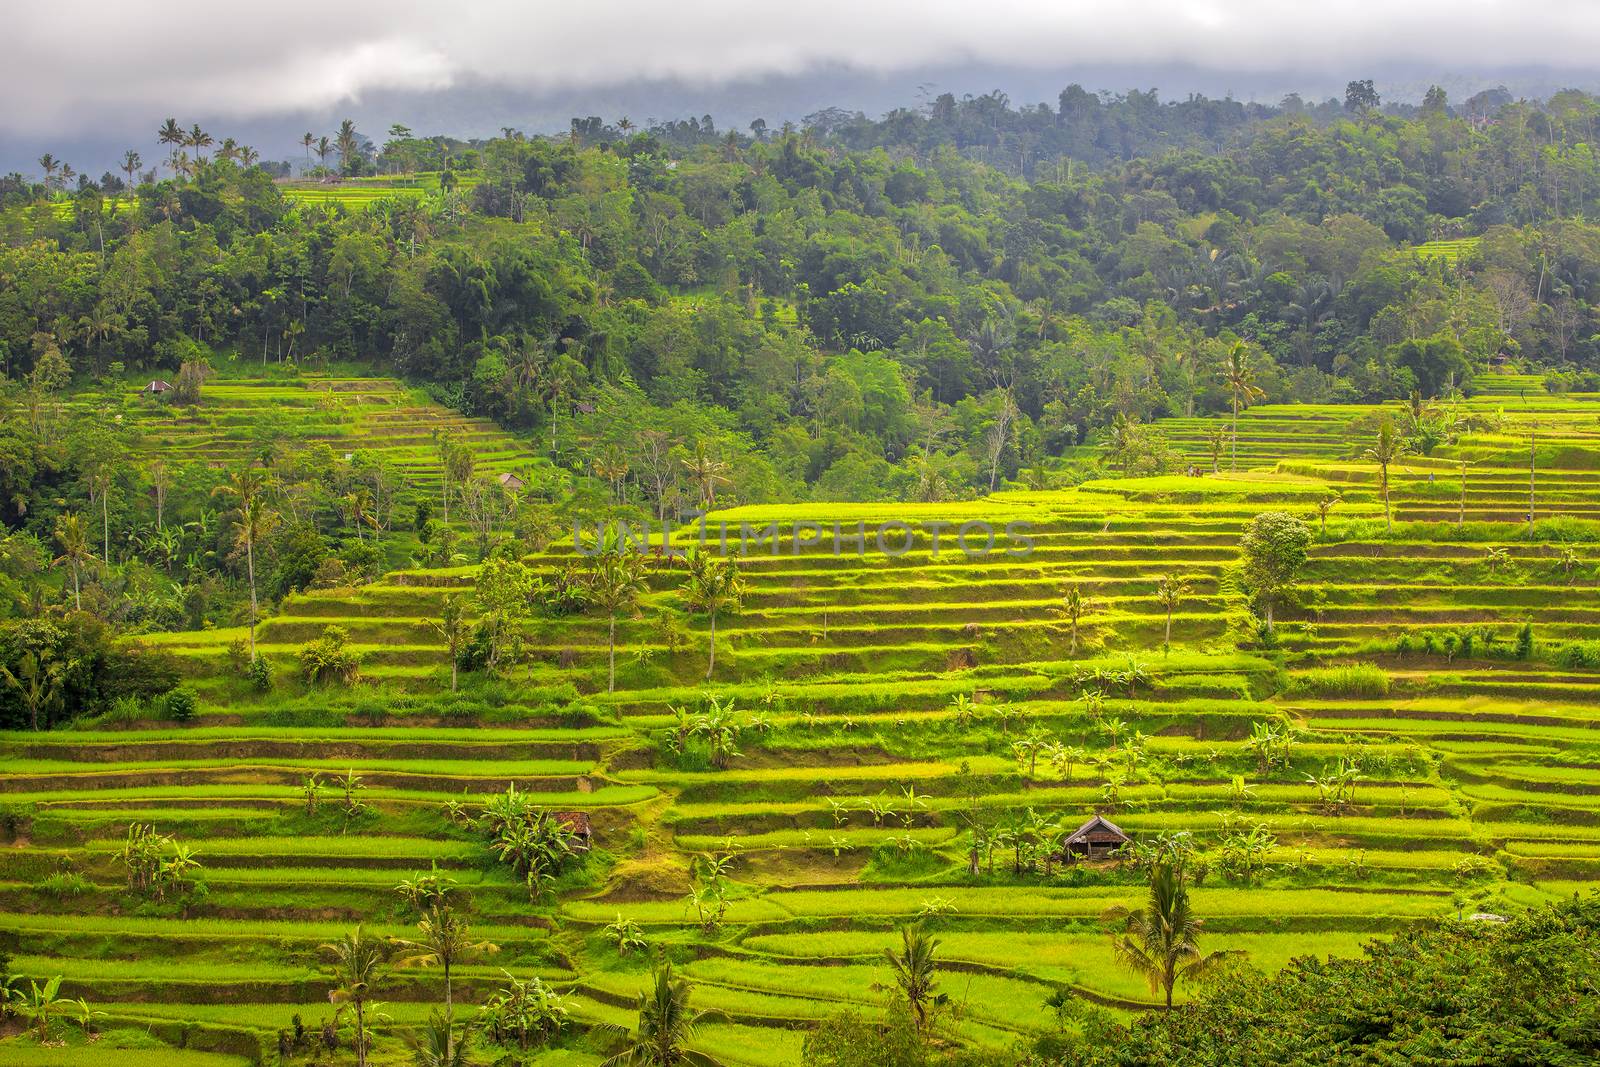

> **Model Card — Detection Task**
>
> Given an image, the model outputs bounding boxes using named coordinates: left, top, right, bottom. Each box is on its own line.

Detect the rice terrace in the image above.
left=5, top=35, right=1600, bottom=1067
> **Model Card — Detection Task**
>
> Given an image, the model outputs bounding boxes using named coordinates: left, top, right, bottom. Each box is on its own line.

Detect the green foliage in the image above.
left=298, top=625, right=362, bottom=686
left=163, top=686, right=198, bottom=722
left=1054, top=897, right=1600, bottom=1066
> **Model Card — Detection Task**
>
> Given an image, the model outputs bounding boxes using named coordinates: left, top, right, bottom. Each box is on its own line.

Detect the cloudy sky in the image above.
left=6, top=1, right=1600, bottom=169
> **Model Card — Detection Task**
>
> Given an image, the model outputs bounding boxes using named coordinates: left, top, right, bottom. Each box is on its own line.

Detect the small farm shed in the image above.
left=496, top=472, right=526, bottom=491
left=556, top=811, right=593, bottom=851
left=1061, top=815, right=1130, bottom=860
left=145, top=380, right=173, bottom=394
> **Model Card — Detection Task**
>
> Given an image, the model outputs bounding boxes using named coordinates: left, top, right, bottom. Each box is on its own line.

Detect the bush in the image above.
left=1290, top=664, right=1390, bottom=699
left=1554, top=641, right=1600, bottom=669
left=298, top=626, right=361, bottom=686
left=165, top=687, right=198, bottom=722
left=1515, top=622, right=1534, bottom=660
left=247, top=655, right=273, bottom=692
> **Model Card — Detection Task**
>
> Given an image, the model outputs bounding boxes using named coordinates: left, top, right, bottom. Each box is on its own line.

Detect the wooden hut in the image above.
left=1061, top=815, right=1130, bottom=860
left=556, top=811, right=593, bottom=852
left=496, top=472, right=525, bottom=492
left=144, top=380, right=173, bottom=394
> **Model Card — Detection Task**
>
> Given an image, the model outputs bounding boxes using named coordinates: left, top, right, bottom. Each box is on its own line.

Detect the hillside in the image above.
left=2, top=374, right=1598, bottom=1064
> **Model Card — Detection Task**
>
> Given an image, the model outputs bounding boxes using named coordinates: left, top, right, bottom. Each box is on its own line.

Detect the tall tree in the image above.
left=682, top=550, right=745, bottom=679
left=1222, top=342, right=1265, bottom=473
left=1239, top=511, right=1312, bottom=633
left=120, top=150, right=142, bottom=190
left=586, top=545, right=649, bottom=693
left=1364, top=417, right=1409, bottom=533
left=392, top=905, right=498, bottom=1061
left=1154, top=573, right=1189, bottom=651
left=321, top=928, right=387, bottom=1067
left=212, top=466, right=275, bottom=660
left=1105, top=862, right=1236, bottom=1008
left=53, top=512, right=92, bottom=610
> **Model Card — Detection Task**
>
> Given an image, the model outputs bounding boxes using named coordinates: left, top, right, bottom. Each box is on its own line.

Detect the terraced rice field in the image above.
left=1413, top=236, right=1481, bottom=263
left=6, top=377, right=1600, bottom=1063
left=277, top=172, right=480, bottom=210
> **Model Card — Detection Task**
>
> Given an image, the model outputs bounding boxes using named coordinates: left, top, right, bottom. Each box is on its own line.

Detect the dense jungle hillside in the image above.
left=3, top=80, right=1600, bottom=1067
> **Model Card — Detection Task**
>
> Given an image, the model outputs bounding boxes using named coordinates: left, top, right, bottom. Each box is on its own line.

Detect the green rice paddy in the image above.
left=6, top=373, right=1600, bottom=1063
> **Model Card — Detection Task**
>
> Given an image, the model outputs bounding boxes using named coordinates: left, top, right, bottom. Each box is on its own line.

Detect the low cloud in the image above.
left=8, top=1, right=1600, bottom=135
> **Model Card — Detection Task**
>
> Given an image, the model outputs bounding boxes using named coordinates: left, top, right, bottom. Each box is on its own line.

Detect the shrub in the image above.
left=38, top=871, right=93, bottom=898
left=247, top=655, right=273, bottom=692
left=298, top=626, right=361, bottom=686
left=165, top=687, right=198, bottom=723
left=1554, top=641, right=1600, bottom=669
left=1290, top=664, right=1390, bottom=699
left=1515, top=622, right=1534, bottom=660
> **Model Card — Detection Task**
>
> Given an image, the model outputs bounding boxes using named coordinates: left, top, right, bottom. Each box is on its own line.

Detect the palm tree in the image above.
left=391, top=905, right=498, bottom=1059
left=336, top=119, right=360, bottom=173
left=321, top=927, right=388, bottom=1067
left=186, top=124, right=214, bottom=164
left=120, top=150, right=142, bottom=190
left=315, top=136, right=334, bottom=170
left=1221, top=341, right=1265, bottom=472
left=1104, top=863, right=1236, bottom=1008
left=883, top=924, right=943, bottom=1034
left=37, top=153, right=61, bottom=192
left=301, top=132, right=315, bottom=169
left=684, top=440, right=730, bottom=509
left=586, top=546, right=649, bottom=693
left=157, top=118, right=185, bottom=174
left=53, top=511, right=92, bottom=610
left=1154, top=574, right=1189, bottom=651
left=682, top=550, right=745, bottom=679
left=1364, top=417, right=1409, bottom=533
left=600, top=962, right=725, bottom=1067
left=212, top=466, right=276, bottom=659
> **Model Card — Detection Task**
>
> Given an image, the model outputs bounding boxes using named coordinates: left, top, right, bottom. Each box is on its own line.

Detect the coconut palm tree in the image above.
left=1364, top=417, right=1409, bottom=533
left=321, top=927, right=388, bottom=1067
left=186, top=124, right=213, bottom=164
left=1154, top=573, right=1189, bottom=651
left=1221, top=341, right=1265, bottom=472
left=585, top=545, right=649, bottom=693
left=682, top=550, right=745, bottom=679
left=684, top=440, right=729, bottom=509
left=600, top=962, right=726, bottom=1067
left=157, top=118, right=185, bottom=174
left=301, top=132, right=315, bottom=168
left=53, top=511, right=92, bottom=610
left=391, top=905, right=498, bottom=1059
left=120, top=150, right=142, bottom=190
left=212, top=466, right=276, bottom=659
left=315, top=136, right=334, bottom=170
left=883, top=924, right=944, bottom=1034
left=1104, top=863, right=1236, bottom=1008
left=37, top=153, right=63, bottom=192
left=335, top=119, right=360, bottom=173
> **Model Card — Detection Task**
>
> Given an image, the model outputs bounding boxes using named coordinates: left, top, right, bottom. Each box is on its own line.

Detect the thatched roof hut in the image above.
left=1061, top=814, right=1130, bottom=860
